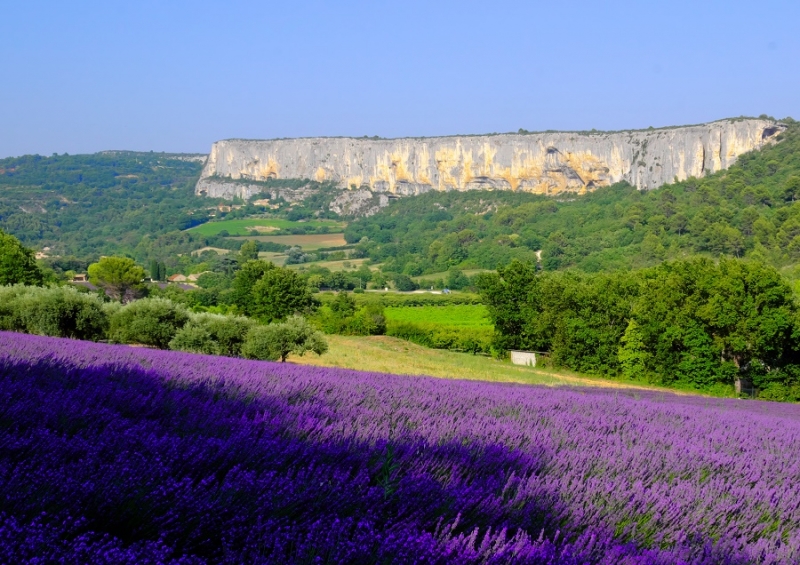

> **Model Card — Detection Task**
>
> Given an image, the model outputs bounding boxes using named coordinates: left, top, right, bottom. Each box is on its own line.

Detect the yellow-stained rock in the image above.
left=198, top=119, right=784, bottom=200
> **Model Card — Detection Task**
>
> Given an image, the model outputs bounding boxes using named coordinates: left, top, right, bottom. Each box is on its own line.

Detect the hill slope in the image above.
left=344, top=118, right=800, bottom=276
left=0, top=152, right=208, bottom=257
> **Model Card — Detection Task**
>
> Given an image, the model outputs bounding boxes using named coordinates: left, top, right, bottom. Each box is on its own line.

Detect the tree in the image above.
left=446, top=268, right=470, bottom=290
left=330, top=292, right=357, bottom=317
left=701, top=258, right=799, bottom=384
left=149, top=260, right=166, bottom=281
left=618, top=319, right=650, bottom=381
left=392, top=274, right=418, bottom=292
left=238, top=240, right=259, bottom=262
left=109, top=298, right=189, bottom=348
left=0, top=229, right=44, bottom=286
left=371, top=272, right=388, bottom=289
left=640, top=233, right=666, bottom=261
left=0, top=285, right=107, bottom=340
left=475, top=260, right=539, bottom=352
left=783, top=175, right=800, bottom=202
left=241, top=316, right=328, bottom=362
left=284, top=246, right=308, bottom=265
left=213, top=256, right=241, bottom=277
left=251, top=267, right=317, bottom=322
left=88, top=256, right=146, bottom=302
left=231, top=260, right=276, bottom=316
left=169, top=313, right=256, bottom=356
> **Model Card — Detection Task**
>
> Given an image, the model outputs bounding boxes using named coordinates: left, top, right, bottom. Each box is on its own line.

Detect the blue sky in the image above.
left=1, top=0, right=798, bottom=157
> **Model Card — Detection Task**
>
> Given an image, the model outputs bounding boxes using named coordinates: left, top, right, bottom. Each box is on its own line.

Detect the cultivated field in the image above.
left=384, top=304, right=492, bottom=328
left=5, top=332, right=799, bottom=563
left=230, top=233, right=348, bottom=250
left=188, top=218, right=345, bottom=237
left=286, top=258, right=376, bottom=272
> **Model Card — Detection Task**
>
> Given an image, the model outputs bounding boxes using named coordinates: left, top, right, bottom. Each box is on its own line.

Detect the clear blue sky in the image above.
left=1, top=0, right=798, bottom=157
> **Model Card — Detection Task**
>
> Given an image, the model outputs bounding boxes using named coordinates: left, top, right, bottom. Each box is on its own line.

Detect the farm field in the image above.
left=256, top=251, right=287, bottom=266
left=286, top=258, right=376, bottom=272
left=230, top=233, right=348, bottom=250
left=187, top=217, right=345, bottom=237
left=384, top=304, right=492, bottom=328
left=4, top=331, right=799, bottom=564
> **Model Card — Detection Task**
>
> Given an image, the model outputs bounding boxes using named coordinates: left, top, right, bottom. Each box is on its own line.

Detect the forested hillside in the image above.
left=345, top=118, right=800, bottom=277
left=0, top=152, right=209, bottom=257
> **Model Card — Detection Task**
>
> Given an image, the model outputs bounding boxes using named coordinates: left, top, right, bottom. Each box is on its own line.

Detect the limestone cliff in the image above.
left=196, top=119, right=784, bottom=204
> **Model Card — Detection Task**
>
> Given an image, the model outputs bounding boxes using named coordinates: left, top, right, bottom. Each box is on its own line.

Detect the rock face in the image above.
left=196, top=119, right=784, bottom=203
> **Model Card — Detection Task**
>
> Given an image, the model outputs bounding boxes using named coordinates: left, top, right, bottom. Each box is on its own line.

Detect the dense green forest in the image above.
left=345, top=118, right=800, bottom=279
left=0, top=152, right=212, bottom=257
left=478, top=257, right=800, bottom=400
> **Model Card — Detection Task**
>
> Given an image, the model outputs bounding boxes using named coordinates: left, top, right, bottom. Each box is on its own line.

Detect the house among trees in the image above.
left=187, top=272, right=210, bottom=282
left=167, top=274, right=187, bottom=283
left=72, top=273, right=88, bottom=282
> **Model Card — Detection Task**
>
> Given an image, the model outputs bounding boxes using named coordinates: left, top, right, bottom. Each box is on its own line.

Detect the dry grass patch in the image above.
left=290, top=334, right=680, bottom=391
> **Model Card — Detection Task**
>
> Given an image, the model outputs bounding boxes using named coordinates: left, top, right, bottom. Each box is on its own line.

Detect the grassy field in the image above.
left=188, top=218, right=345, bottom=237
left=384, top=304, right=491, bottom=328
left=257, top=251, right=288, bottom=266
left=289, top=334, right=675, bottom=391
left=231, top=233, right=348, bottom=250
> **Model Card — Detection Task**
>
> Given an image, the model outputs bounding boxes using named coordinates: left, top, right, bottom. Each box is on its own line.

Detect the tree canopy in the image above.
left=478, top=257, right=800, bottom=395
left=252, top=266, right=317, bottom=323
left=88, top=256, right=146, bottom=302
left=0, top=228, right=44, bottom=286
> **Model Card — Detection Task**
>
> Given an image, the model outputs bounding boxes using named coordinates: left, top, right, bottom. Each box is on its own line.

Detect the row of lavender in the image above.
left=1, top=332, right=799, bottom=563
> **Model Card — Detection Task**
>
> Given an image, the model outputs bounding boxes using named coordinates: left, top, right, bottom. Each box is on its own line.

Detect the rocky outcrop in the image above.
left=329, top=189, right=390, bottom=217
left=194, top=178, right=318, bottom=203
left=196, top=119, right=785, bottom=202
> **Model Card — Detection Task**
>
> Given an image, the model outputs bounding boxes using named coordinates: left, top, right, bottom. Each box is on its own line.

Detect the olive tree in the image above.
left=169, top=313, right=257, bottom=356
left=241, top=316, right=328, bottom=362
left=109, top=298, right=189, bottom=348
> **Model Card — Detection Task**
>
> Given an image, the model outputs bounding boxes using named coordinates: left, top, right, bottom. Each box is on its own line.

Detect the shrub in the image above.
left=315, top=294, right=386, bottom=336
left=109, top=298, right=189, bottom=348
left=168, top=323, right=215, bottom=355
left=169, top=313, right=257, bottom=356
left=242, top=316, right=328, bottom=362
left=0, top=285, right=30, bottom=331
left=349, top=304, right=386, bottom=335
left=0, top=285, right=107, bottom=340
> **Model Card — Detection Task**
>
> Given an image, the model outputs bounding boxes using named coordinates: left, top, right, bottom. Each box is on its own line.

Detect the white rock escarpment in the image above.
left=196, top=118, right=784, bottom=203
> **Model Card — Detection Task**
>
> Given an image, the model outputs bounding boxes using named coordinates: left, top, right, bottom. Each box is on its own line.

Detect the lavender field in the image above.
left=1, top=332, right=800, bottom=564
